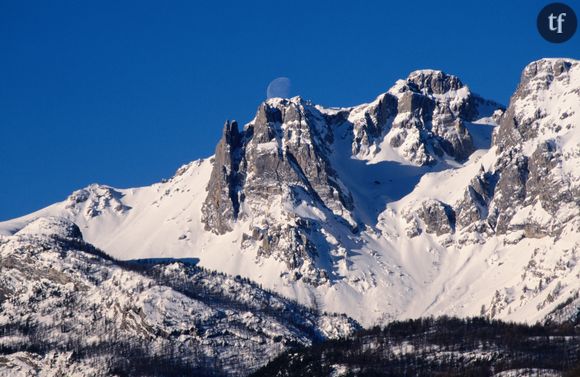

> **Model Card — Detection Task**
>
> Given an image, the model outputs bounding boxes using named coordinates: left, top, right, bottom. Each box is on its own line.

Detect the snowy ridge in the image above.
left=0, top=58, right=578, bottom=328
left=0, top=217, right=358, bottom=376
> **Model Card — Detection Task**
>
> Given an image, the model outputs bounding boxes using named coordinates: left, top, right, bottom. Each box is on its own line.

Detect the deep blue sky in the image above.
left=0, top=0, right=578, bottom=220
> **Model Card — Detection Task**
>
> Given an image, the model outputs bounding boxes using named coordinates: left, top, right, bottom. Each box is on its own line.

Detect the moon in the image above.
left=266, top=77, right=291, bottom=99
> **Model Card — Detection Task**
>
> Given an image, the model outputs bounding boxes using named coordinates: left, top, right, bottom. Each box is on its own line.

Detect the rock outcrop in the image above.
left=454, top=58, right=580, bottom=240
left=200, top=69, right=507, bottom=283
left=201, top=120, right=244, bottom=234
left=202, top=98, right=357, bottom=284
left=349, top=70, right=503, bottom=165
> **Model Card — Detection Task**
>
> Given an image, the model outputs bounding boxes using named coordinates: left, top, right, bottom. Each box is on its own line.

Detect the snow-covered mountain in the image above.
left=1, top=58, right=578, bottom=328
left=0, top=217, right=357, bottom=376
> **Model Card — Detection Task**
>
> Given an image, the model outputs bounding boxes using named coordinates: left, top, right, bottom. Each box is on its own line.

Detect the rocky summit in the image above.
left=200, top=69, right=504, bottom=285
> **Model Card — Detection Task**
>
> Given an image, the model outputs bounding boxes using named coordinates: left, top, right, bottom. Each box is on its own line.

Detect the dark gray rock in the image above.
left=396, top=90, right=435, bottom=115
left=351, top=93, right=398, bottom=155
left=454, top=59, right=579, bottom=240
left=488, top=153, right=529, bottom=234
left=493, top=59, right=574, bottom=152
left=242, top=99, right=354, bottom=217
left=456, top=166, right=499, bottom=230
left=382, top=70, right=502, bottom=165
left=417, top=199, right=456, bottom=236
left=526, top=141, right=569, bottom=214
left=202, top=99, right=356, bottom=283
left=407, top=70, right=464, bottom=95
left=201, top=120, right=244, bottom=234
left=456, top=140, right=577, bottom=239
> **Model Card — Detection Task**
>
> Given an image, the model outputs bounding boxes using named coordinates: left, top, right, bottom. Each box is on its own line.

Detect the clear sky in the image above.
left=0, top=0, right=578, bottom=220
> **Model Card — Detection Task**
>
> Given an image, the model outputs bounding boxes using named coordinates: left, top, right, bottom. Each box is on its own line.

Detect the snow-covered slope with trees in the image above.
left=0, top=217, right=357, bottom=376
left=1, top=58, right=578, bottom=328
left=251, top=317, right=580, bottom=377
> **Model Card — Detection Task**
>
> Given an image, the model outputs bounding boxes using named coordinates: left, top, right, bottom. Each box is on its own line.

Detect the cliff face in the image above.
left=202, top=120, right=244, bottom=234
left=349, top=69, right=502, bottom=165
left=201, top=98, right=357, bottom=284
left=453, top=59, right=580, bottom=240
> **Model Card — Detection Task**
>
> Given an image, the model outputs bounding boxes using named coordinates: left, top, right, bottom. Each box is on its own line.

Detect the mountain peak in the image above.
left=15, top=216, right=83, bottom=240
left=494, top=57, right=579, bottom=152
left=264, top=95, right=307, bottom=108
left=406, top=69, right=464, bottom=95
left=524, top=57, right=575, bottom=73
left=518, top=58, right=576, bottom=89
